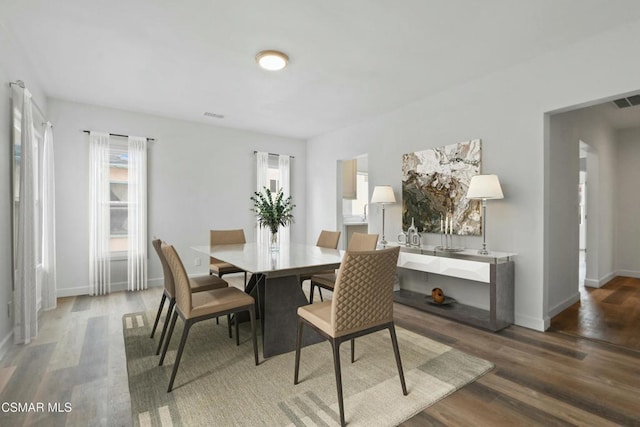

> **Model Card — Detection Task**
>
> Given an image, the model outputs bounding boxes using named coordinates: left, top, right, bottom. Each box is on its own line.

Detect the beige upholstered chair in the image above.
left=309, top=232, right=378, bottom=303
left=299, top=230, right=341, bottom=287
left=210, top=229, right=248, bottom=288
left=294, top=246, right=406, bottom=426
left=159, top=244, right=258, bottom=392
left=151, top=239, right=229, bottom=355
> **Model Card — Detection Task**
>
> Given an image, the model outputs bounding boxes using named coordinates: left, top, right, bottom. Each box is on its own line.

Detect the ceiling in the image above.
left=591, top=101, right=640, bottom=130
left=4, top=0, right=640, bottom=139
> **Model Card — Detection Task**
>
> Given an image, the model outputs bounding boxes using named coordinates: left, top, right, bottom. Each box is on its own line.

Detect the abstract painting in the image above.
left=401, top=139, right=482, bottom=235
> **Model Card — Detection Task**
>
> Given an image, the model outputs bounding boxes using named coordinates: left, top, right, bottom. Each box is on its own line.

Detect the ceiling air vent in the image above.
left=612, top=95, right=640, bottom=108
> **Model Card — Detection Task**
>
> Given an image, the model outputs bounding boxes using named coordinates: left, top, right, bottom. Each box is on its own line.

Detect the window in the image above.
left=12, top=107, right=44, bottom=267
left=109, top=142, right=128, bottom=253
left=267, top=155, right=280, bottom=192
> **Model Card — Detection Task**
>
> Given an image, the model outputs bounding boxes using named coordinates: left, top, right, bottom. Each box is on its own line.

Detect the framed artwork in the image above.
left=401, top=139, right=482, bottom=235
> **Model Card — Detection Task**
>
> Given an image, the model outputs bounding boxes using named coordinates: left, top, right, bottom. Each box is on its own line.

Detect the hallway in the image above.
left=550, top=276, right=640, bottom=351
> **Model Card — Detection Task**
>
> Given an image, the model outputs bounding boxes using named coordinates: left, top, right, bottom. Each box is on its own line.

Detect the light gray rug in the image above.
left=123, top=311, right=493, bottom=426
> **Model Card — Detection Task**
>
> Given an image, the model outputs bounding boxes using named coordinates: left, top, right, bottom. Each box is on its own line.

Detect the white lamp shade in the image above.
left=466, top=175, right=504, bottom=200
left=371, top=185, right=396, bottom=204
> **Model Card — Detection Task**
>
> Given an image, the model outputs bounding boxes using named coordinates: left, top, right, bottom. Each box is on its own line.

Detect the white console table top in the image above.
left=380, top=241, right=516, bottom=263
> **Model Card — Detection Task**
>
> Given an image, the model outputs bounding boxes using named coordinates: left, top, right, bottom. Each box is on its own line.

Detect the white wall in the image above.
left=546, top=106, right=617, bottom=317
left=47, top=99, right=306, bottom=296
left=554, top=108, right=618, bottom=290
left=615, top=127, right=640, bottom=277
left=0, top=25, right=48, bottom=352
left=306, top=20, right=640, bottom=331
left=546, top=112, right=580, bottom=317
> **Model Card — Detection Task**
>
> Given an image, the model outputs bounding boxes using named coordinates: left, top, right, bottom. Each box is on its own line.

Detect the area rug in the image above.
left=123, top=311, right=493, bottom=426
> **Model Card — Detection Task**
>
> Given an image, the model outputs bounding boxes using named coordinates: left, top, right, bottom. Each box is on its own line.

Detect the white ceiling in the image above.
left=4, top=0, right=640, bottom=139
left=591, top=101, right=640, bottom=130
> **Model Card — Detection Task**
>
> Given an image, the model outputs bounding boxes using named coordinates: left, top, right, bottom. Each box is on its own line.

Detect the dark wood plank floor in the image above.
left=1, top=277, right=638, bottom=426
left=550, top=276, right=640, bottom=351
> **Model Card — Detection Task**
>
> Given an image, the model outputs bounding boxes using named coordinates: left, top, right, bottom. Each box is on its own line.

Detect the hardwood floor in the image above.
left=550, top=276, right=640, bottom=351
left=1, top=277, right=639, bottom=426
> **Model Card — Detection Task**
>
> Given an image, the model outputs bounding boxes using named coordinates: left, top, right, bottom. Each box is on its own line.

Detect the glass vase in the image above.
left=270, top=230, right=279, bottom=252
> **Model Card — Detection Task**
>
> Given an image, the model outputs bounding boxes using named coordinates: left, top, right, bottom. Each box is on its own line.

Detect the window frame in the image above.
left=108, top=140, right=129, bottom=256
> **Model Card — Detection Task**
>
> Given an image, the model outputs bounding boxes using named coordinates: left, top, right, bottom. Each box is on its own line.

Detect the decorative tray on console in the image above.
left=426, top=296, right=457, bottom=305
left=434, top=246, right=465, bottom=253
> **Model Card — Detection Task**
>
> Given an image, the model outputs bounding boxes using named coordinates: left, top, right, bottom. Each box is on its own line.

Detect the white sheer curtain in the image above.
left=127, top=136, right=147, bottom=291
left=256, top=151, right=270, bottom=245
left=41, top=122, right=57, bottom=310
left=278, top=154, right=291, bottom=245
left=14, top=88, right=37, bottom=344
left=89, top=132, right=111, bottom=295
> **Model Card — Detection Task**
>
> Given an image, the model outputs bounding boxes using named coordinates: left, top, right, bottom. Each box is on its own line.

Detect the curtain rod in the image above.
left=82, top=130, right=156, bottom=142
left=253, top=150, right=294, bottom=159
left=9, top=80, right=47, bottom=123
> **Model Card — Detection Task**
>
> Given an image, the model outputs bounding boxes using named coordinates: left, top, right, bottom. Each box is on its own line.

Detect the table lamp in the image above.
left=466, top=174, right=504, bottom=255
left=371, top=185, right=396, bottom=245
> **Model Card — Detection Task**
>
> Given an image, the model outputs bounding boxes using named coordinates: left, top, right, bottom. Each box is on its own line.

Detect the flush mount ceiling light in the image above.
left=255, top=50, right=289, bottom=71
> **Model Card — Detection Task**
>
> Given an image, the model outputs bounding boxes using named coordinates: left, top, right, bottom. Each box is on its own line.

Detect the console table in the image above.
left=383, top=243, right=515, bottom=332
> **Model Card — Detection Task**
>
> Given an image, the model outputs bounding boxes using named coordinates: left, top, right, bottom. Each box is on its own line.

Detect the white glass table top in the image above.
left=191, top=243, right=343, bottom=277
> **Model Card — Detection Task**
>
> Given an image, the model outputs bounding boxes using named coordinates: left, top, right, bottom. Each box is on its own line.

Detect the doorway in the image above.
left=337, top=154, right=369, bottom=250
left=548, top=97, right=640, bottom=351
left=578, top=141, right=587, bottom=287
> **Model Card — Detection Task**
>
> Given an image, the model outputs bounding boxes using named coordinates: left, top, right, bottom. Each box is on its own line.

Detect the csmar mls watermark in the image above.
left=1, top=401, right=72, bottom=413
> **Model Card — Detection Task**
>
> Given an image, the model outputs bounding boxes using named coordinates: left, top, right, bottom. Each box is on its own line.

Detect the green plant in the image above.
left=251, top=187, right=295, bottom=234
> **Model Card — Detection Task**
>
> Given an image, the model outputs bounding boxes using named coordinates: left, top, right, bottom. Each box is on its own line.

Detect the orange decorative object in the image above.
left=431, top=288, right=445, bottom=304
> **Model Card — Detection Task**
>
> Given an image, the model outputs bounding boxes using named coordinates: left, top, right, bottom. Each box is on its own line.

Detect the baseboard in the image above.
left=548, top=292, right=580, bottom=318
left=0, top=330, right=14, bottom=362
left=514, top=313, right=546, bottom=332
left=616, top=269, right=640, bottom=279
left=584, top=271, right=616, bottom=288
left=147, top=277, right=163, bottom=287
left=584, top=278, right=599, bottom=288
left=56, top=276, right=164, bottom=297
left=57, top=286, right=90, bottom=297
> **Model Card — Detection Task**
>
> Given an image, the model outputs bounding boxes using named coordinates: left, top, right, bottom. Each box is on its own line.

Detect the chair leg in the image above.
left=159, top=310, right=179, bottom=366
left=244, top=271, right=248, bottom=290
left=351, top=339, right=355, bottom=363
left=216, top=317, right=219, bottom=325
left=235, top=314, right=240, bottom=346
left=156, top=298, right=176, bottom=355
left=389, top=324, right=408, bottom=396
left=227, top=314, right=232, bottom=338
left=331, top=339, right=346, bottom=427
left=318, top=287, right=324, bottom=302
left=249, top=306, right=259, bottom=366
left=309, top=283, right=315, bottom=304
left=150, top=293, right=167, bottom=339
left=293, top=318, right=304, bottom=385
left=167, top=320, right=192, bottom=392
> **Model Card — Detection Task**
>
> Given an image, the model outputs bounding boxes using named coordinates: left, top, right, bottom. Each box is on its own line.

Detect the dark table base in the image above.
left=241, top=273, right=323, bottom=358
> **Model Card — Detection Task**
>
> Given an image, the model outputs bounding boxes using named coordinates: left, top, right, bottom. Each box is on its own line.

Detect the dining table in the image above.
left=191, top=242, right=343, bottom=358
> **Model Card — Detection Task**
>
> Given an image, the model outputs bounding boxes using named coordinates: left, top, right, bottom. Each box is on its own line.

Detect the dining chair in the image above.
left=294, top=246, right=405, bottom=427
left=309, top=232, right=378, bottom=303
left=150, top=239, right=231, bottom=355
left=299, top=230, right=341, bottom=290
left=210, top=229, right=248, bottom=288
left=160, top=244, right=259, bottom=392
